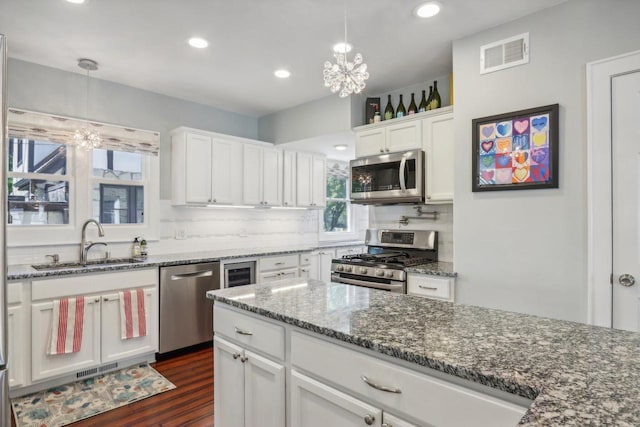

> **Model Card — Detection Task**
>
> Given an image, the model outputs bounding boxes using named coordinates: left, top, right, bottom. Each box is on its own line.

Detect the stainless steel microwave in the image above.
left=350, top=150, right=425, bottom=204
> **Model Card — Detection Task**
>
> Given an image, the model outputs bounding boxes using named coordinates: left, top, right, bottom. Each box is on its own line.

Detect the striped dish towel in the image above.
left=48, top=297, right=85, bottom=355
left=119, top=289, right=147, bottom=340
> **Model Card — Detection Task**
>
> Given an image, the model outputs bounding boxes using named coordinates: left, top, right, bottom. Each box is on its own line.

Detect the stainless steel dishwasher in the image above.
left=159, top=262, right=220, bottom=354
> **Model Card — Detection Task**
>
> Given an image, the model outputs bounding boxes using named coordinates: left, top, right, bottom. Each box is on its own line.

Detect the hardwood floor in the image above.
left=12, top=345, right=214, bottom=427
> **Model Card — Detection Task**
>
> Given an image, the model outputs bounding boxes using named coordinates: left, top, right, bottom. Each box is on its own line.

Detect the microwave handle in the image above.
left=399, top=155, right=407, bottom=192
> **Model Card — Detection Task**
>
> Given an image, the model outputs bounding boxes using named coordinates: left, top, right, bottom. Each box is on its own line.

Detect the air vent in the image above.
left=99, top=362, right=119, bottom=372
left=76, top=367, right=98, bottom=378
left=480, top=33, right=529, bottom=74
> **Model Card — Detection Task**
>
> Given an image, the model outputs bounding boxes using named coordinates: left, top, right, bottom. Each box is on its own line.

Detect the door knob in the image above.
left=619, top=274, right=636, bottom=287
left=363, top=414, right=375, bottom=425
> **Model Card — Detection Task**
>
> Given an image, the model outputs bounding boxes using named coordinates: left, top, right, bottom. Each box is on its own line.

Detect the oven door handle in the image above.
left=399, top=155, right=407, bottom=193
left=331, top=274, right=405, bottom=292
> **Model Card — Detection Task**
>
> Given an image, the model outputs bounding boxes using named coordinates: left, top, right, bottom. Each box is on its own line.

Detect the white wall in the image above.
left=452, top=0, right=640, bottom=322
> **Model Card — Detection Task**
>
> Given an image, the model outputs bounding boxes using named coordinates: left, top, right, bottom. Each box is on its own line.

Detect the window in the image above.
left=323, top=161, right=351, bottom=233
left=7, top=138, right=70, bottom=225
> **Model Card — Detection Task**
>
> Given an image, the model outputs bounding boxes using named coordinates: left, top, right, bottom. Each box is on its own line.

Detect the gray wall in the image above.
left=7, top=59, right=258, bottom=199
left=452, top=0, right=640, bottom=322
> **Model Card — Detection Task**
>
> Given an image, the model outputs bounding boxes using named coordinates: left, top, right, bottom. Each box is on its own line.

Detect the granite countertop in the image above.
left=6, top=242, right=365, bottom=280
left=405, top=260, right=457, bottom=277
left=207, top=279, right=640, bottom=426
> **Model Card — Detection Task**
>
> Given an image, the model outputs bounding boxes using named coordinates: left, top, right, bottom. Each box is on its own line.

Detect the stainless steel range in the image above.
left=331, top=229, right=438, bottom=293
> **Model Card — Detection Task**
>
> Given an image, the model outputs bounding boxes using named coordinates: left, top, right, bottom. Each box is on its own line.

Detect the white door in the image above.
left=311, top=156, right=327, bottom=208
left=423, top=113, right=455, bottom=203
left=283, top=150, right=297, bottom=207
left=214, top=336, right=245, bottom=427
left=290, top=370, right=382, bottom=427
left=385, top=120, right=422, bottom=153
left=244, top=349, right=285, bottom=427
left=262, top=147, right=282, bottom=206
left=355, top=128, right=385, bottom=157
left=319, top=250, right=335, bottom=282
left=296, top=152, right=313, bottom=207
left=185, top=133, right=213, bottom=204
left=612, top=70, right=640, bottom=331
left=210, top=139, right=237, bottom=205
left=243, top=144, right=263, bottom=206
left=7, top=305, right=25, bottom=388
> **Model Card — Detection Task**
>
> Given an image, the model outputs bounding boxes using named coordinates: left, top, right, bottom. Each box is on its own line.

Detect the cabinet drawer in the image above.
left=259, top=254, right=298, bottom=272
left=407, top=274, right=452, bottom=301
left=291, top=332, right=529, bottom=427
left=214, top=304, right=285, bottom=360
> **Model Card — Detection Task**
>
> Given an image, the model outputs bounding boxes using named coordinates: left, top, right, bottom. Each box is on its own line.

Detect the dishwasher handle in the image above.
left=170, top=270, right=214, bottom=280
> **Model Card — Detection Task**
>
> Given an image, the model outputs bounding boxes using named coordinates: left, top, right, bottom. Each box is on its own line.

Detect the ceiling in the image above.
left=0, top=0, right=566, bottom=118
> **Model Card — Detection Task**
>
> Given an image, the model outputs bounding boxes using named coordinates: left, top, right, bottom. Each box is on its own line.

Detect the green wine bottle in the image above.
left=418, top=90, right=428, bottom=113
left=426, top=85, right=433, bottom=110
left=396, top=95, right=406, bottom=118
left=384, top=95, right=394, bottom=120
left=407, top=93, right=418, bottom=115
left=429, top=80, right=441, bottom=110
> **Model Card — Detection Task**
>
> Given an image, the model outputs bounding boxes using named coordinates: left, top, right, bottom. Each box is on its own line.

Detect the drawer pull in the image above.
left=364, top=414, right=375, bottom=425
left=361, top=375, right=402, bottom=394
left=232, top=352, right=241, bottom=360
left=275, top=262, right=285, bottom=266
left=240, top=355, right=248, bottom=363
left=418, top=285, right=438, bottom=291
left=235, top=326, right=253, bottom=336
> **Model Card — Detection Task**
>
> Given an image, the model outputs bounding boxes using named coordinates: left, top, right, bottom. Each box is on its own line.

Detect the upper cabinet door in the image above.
left=262, top=148, right=282, bottom=206
left=185, top=133, right=213, bottom=204
left=283, top=151, right=297, bottom=207
left=385, top=120, right=422, bottom=154
left=311, top=156, right=326, bottom=208
left=355, top=128, right=385, bottom=158
left=211, top=139, right=242, bottom=205
left=296, top=152, right=313, bottom=207
left=422, top=112, right=454, bottom=203
left=243, top=144, right=263, bottom=206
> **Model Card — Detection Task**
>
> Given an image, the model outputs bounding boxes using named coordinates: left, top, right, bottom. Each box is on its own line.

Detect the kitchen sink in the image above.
left=31, top=257, right=145, bottom=271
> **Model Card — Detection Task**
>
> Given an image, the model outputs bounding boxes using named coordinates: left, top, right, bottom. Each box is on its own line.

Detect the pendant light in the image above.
left=323, top=2, right=369, bottom=97
left=74, top=58, right=101, bottom=149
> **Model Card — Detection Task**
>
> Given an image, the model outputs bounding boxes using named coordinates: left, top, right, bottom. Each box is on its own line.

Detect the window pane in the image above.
left=326, top=175, right=347, bottom=199
left=93, top=184, right=144, bottom=224
left=324, top=201, right=348, bottom=232
left=93, top=149, right=143, bottom=180
left=8, top=179, right=69, bottom=225
left=8, top=139, right=67, bottom=175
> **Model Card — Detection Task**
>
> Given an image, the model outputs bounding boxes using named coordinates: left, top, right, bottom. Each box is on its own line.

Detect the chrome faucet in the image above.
left=80, top=219, right=106, bottom=264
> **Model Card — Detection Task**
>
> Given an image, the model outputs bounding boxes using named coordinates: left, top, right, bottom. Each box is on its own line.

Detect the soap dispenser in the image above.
left=132, top=237, right=141, bottom=259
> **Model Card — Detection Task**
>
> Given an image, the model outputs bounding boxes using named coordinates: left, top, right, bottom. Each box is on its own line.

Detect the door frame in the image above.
left=587, top=49, right=640, bottom=327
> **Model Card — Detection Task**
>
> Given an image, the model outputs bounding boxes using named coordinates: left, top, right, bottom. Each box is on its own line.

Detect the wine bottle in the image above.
left=407, top=93, right=418, bottom=115
left=373, top=105, right=381, bottom=123
left=384, top=95, right=394, bottom=120
left=418, top=90, right=428, bottom=113
left=426, top=85, right=433, bottom=110
left=396, top=95, right=406, bottom=118
left=429, top=80, right=441, bottom=110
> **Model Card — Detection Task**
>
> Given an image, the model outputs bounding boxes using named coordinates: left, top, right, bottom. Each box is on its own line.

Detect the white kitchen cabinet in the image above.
left=308, top=249, right=335, bottom=282
left=257, top=254, right=298, bottom=283
left=258, top=268, right=298, bottom=284
left=214, top=337, right=245, bottom=427
left=243, top=144, right=283, bottom=206
left=101, top=287, right=158, bottom=363
left=354, top=117, right=422, bottom=158
left=407, top=273, right=455, bottom=302
left=422, top=109, right=454, bottom=203
left=283, top=150, right=297, bottom=207
left=296, top=152, right=326, bottom=208
left=291, top=370, right=383, bottom=427
left=7, top=282, right=26, bottom=389
left=31, top=297, right=101, bottom=382
left=171, top=129, right=243, bottom=206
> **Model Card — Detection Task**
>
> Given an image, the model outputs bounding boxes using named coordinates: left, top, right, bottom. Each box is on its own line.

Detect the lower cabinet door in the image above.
left=214, top=336, right=245, bottom=427
left=382, top=412, right=417, bottom=427
left=244, top=349, right=285, bottom=427
left=7, top=305, right=26, bottom=388
left=31, top=297, right=101, bottom=382
left=101, top=287, right=157, bottom=363
left=291, top=370, right=382, bottom=427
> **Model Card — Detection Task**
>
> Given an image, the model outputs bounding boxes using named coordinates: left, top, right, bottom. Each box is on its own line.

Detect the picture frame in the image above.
left=365, top=97, right=380, bottom=124
left=472, top=103, right=559, bottom=192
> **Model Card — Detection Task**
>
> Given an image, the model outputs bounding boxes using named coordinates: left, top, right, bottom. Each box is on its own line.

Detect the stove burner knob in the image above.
left=336, top=265, right=344, bottom=272
left=359, top=267, right=368, bottom=274
left=385, top=271, right=394, bottom=278
left=376, top=270, right=385, bottom=277
left=345, top=266, right=353, bottom=273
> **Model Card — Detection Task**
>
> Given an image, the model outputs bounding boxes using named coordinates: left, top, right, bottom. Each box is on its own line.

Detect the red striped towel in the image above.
left=119, top=289, right=147, bottom=340
left=48, top=297, right=85, bottom=355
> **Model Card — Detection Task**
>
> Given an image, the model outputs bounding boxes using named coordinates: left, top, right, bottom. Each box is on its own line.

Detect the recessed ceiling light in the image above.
left=188, top=37, right=209, bottom=49
left=332, top=42, right=353, bottom=54
left=415, top=2, right=441, bottom=18
left=334, top=144, right=348, bottom=151
left=274, top=69, right=291, bottom=79
left=66, top=0, right=85, bottom=3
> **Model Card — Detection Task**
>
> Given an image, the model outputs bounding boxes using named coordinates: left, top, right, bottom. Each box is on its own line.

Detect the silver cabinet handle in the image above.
left=361, top=375, right=402, bottom=393
left=275, top=262, right=285, bottom=266
left=170, top=270, right=213, bottom=280
left=619, top=274, right=636, bottom=287
left=232, top=352, right=241, bottom=360
left=94, top=298, right=100, bottom=303
left=418, top=285, right=438, bottom=291
left=235, top=326, right=253, bottom=336
left=364, top=414, right=375, bottom=425
left=240, top=355, right=248, bottom=363
left=379, top=148, right=384, bottom=153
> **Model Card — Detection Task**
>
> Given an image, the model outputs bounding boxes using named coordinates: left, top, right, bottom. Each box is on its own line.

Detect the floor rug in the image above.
left=11, top=363, right=176, bottom=427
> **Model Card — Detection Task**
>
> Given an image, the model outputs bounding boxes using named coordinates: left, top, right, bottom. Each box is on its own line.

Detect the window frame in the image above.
left=319, top=160, right=360, bottom=242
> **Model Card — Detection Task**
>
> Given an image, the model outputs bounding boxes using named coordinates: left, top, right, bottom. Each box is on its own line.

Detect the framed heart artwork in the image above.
left=472, top=104, right=559, bottom=192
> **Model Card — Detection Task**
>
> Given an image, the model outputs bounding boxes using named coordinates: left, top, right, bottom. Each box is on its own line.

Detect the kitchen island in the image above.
left=208, top=278, right=640, bottom=426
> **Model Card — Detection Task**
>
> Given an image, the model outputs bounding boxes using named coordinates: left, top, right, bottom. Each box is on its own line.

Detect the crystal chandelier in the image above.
left=74, top=58, right=102, bottom=149
left=323, top=4, right=369, bottom=97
